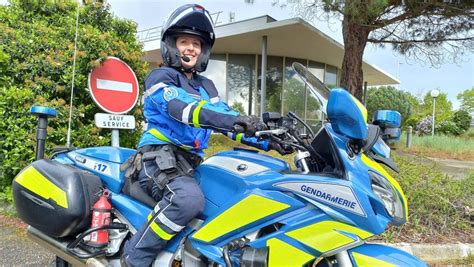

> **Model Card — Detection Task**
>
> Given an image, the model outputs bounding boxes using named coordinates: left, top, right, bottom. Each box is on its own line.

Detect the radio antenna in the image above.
left=66, top=2, right=80, bottom=147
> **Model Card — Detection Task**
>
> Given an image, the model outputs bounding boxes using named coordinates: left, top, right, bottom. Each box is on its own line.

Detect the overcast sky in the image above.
left=2, top=0, right=472, bottom=108
left=106, top=0, right=473, bottom=109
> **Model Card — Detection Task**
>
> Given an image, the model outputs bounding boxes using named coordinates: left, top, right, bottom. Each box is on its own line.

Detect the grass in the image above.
left=396, top=130, right=474, bottom=160
left=381, top=153, right=473, bottom=243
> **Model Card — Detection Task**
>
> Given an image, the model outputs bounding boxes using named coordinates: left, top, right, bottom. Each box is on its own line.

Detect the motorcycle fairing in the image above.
left=360, top=154, right=408, bottom=221
left=348, top=243, right=427, bottom=266
left=56, top=147, right=135, bottom=193
left=191, top=191, right=302, bottom=243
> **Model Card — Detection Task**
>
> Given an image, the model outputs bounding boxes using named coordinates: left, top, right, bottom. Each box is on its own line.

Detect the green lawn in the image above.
left=396, top=130, right=474, bottom=160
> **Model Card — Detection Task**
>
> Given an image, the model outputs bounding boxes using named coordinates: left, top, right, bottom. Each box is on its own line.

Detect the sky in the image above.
left=105, top=0, right=473, bottom=110
left=2, top=0, right=472, bottom=109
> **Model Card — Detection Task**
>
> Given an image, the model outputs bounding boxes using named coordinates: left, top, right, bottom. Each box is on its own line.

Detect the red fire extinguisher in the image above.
left=88, top=189, right=112, bottom=248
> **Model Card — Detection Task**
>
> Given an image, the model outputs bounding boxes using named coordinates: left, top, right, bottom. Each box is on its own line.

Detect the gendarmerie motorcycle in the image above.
left=13, top=62, right=426, bottom=266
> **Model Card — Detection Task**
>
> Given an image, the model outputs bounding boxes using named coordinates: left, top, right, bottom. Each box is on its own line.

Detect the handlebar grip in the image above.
left=232, top=124, right=245, bottom=134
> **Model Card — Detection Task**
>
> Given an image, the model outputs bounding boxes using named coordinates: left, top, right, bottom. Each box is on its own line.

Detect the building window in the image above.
left=227, top=54, right=256, bottom=115
left=283, top=57, right=307, bottom=119
left=325, top=64, right=338, bottom=88
left=257, top=55, right=283, bottom=115
left=308, top=61, right=325, bottom=83
left=204, top=54, right=227, bottom=101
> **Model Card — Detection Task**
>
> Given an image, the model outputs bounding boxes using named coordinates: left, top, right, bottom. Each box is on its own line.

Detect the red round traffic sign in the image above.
left=88, top=57, right=139, bottom=114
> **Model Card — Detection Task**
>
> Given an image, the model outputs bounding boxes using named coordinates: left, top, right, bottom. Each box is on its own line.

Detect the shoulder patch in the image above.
left=163, top=87, right=179, bottom=101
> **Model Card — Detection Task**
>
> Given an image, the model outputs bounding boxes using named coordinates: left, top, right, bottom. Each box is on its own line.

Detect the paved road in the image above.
left=0, top=214, right=55, bottom=266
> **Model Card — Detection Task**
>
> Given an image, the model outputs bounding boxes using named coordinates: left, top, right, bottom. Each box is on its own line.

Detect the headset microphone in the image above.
left=175, top=52, right=191, bottom=63
left=181, top=55, right=191, bottom=62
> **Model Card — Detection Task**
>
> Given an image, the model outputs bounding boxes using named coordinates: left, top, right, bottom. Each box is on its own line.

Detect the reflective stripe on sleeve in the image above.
left=236, top=133, right=243, bottom=143
left=192, top=100, right=207, bottom=128
left=144, top=82, right=168, bottom=98
left=182, top=101, right=196, bottom=124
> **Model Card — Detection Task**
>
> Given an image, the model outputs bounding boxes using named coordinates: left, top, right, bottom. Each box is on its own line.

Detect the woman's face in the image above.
left=175, top=35, right=202, bottom=69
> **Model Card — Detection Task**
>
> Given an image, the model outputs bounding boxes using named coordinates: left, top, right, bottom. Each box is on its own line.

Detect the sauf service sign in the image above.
left=88, top=57, right=138, bottom=130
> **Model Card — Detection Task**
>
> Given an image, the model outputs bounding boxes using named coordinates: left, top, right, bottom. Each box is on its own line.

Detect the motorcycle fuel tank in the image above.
left=195, top=149, right=290, bottom=214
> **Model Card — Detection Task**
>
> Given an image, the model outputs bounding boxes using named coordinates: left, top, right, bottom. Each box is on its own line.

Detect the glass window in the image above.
left=307, top=61, right=325, bottom=132
left=257, top=56, right=283, bottom=115
left=308, top=61, right=325, bottom=83
left=325, top=64, right=338, bottom=89
left=227, top=54, right=256, bottom=115
left=283, top=58, right=306, bottom=119
left=204, top=54, right=227, bottom=101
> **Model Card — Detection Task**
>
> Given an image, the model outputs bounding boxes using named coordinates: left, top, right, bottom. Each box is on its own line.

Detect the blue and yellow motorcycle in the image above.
left=12, top=62, right=427, bottom=266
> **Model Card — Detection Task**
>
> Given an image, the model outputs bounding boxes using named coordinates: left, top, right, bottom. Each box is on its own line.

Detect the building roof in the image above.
left=141, top=15, right=399, bottom=86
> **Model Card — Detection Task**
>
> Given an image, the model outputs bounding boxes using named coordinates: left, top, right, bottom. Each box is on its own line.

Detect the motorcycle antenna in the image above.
left=66, top=2, right=80, bottom=147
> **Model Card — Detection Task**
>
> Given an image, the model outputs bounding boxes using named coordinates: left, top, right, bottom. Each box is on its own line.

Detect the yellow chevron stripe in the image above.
left=192, top=194, right=290, bottom=242
left=286, top=220, right=372, bottom=253
left=352, top=252, right=396, bottom=267
left=15, top=166, right=68, bottom=209
left=267, top=238, right=313, bottom=267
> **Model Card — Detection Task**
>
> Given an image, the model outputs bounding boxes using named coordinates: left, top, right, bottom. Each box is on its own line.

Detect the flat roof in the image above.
left=141, top=16, right=398, bottom=86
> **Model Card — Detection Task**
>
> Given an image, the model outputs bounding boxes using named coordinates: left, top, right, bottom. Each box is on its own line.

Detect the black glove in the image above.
left=269, top=140, right=294, bottom=155
left=234, top=115, right=267, bottom=136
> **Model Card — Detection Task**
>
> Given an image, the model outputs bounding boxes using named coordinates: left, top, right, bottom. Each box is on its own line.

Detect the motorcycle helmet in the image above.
left=161, top=4, right=215, bottom=73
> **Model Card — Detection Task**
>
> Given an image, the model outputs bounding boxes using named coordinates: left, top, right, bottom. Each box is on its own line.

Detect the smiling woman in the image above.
left=175, top=35, right=202, bottom=77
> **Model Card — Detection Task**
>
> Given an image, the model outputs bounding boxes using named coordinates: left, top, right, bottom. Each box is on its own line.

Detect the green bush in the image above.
left=0, top=1, right=148, bottom=193
left=436, top=120, right=462, bottom=136
left=453, top=110, right=471, bottom=134
left=366, top=86, right=412, bottom=126
left=383, top=154, right=473, bottom=242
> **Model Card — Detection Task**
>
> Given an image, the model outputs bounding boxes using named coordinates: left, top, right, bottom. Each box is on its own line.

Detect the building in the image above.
left=138, top=16, right=398, bottom=127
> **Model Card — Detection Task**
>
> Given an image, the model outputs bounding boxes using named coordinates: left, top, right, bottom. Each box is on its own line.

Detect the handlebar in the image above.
left=255, top=129, right=287, bottom=137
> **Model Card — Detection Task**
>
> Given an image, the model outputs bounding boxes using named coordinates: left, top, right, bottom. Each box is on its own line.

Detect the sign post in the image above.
left=88, top=57, right=139, bottom=146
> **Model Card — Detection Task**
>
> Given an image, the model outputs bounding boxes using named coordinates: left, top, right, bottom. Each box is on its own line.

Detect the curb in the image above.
left=381, top=242, right=473, bottom=263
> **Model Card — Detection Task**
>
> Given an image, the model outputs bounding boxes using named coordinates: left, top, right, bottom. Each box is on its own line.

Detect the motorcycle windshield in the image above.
left=292, top=62, right=330, bottom=115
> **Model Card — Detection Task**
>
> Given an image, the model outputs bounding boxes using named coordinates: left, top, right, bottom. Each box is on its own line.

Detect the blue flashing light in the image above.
left=30, top=106, right=57, bottom=117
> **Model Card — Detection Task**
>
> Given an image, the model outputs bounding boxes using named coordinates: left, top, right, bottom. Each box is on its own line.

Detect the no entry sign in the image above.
left=88, top=57, right=139, bottom=114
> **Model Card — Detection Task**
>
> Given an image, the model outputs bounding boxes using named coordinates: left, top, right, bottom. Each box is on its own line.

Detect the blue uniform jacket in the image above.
left=139, top=67, right=269, bottom=157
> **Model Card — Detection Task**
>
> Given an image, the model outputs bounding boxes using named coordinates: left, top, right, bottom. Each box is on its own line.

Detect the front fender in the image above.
left=348, top=243, right=427, bottom=267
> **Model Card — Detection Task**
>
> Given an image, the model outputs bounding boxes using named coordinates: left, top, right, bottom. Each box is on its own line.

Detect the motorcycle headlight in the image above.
left=369, top=171, right=406, bottom=224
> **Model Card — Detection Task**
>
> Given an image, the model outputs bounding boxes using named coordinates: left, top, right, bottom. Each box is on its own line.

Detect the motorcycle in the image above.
left=12, top=62, right=427, bottom=266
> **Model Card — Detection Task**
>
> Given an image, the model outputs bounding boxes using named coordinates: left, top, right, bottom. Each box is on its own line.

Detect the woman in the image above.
left=122, top=4, right=289, bottom=266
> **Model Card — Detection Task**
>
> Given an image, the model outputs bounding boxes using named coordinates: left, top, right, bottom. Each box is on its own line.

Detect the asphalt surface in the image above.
left=0, top=215, right=55, bottom=266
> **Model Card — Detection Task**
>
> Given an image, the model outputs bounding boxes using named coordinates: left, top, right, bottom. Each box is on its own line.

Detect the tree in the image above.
left=366, top=85, right=412, bottom=125
left=0, top=0, right=148, bottom=190
left=422, top=91, right=453, bottom=123
left=457, top=88, right=474, bottom=113
left=275, top=1, right=473, bottom=100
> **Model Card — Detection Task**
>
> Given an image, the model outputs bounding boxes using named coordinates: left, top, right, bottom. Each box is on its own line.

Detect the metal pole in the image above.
left=431, top=98, right=436, bottom=136
left=111, top=129, right=120, bottom=147
left=260, top=35, right=267, bottom=119
left=406, top=126, right=412, bottom=148
left=363, top=81, right=368, bottom=105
